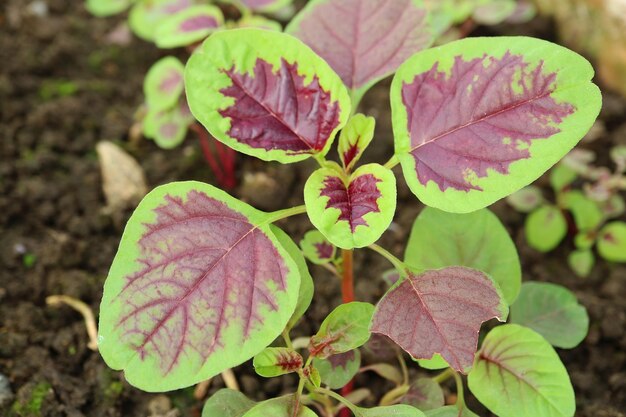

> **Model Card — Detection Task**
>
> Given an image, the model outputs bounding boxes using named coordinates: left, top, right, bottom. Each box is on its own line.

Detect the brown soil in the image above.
left=0, top=1, right=625, bottom=416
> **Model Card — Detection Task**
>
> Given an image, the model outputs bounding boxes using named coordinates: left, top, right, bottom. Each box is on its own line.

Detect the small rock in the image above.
left=0, top=373, right=14, bottom=409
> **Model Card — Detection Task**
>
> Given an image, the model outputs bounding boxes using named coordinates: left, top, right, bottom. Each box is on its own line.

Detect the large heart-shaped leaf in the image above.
left=510, top=282, right=589, bottom=349
left=405, top=207, right=521, bottom=305
left=98, top=182, right=301, bottom=391
left=370, top=267, right=507, bottom=373
left=305, top=163, right=396, bottom=249
left=287, top=0, right=431, bottom=105
left=185, top=29, right=351, bottom=164
left=154, top=5, right=223, bottom=48
left=392, top=37, right=601, bottom=213
left=468, top=324, right=575, bottom=417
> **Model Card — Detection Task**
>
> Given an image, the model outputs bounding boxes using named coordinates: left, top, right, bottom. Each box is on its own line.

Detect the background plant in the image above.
left=95, top=1, right=601, bottom=417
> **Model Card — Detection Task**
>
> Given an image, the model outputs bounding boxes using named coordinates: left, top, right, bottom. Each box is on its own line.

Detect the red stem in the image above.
left=190, top=123, right=237, bottom=189
left=339, top=249, right=355, bottom=417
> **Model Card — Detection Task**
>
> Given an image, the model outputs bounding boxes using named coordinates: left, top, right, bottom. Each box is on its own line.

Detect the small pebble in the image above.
left=0, top=373, right=15, bottom=409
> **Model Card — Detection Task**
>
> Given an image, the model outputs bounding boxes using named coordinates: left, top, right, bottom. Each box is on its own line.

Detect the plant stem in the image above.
left=267, top=205, right=308, bottom=223
left=383, top=155, right=400, bottom=170
left=367, top=244, right=407, bottom=276
left=282, top=330, right=293, bottom=349
left=397, top=352, right=409, bottom=386
left=432, top=368, right=454, bottom=384
left=315, top=387, right=362, bottom=416
left=46, top=295, right=98, bottom=351
left=453, top=370, right=466, bottom=409
left=341, top=249, right=355, bottom=303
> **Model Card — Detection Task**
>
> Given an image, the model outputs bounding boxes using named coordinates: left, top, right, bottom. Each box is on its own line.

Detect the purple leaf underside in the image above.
left=403, top=52, right=574, bottom=192
left=371, top=267, right=504, bottom=372
left=293, top=0, right=430, bottom=90
left=116, top=191, right=288, bottom=376
left=179, top=15, right=218, bottom=32
left=314, top=242, right=335, bottom=260
left=320, top=174, right=381, bottom=233
left=219, top=58, right=341, bottom=154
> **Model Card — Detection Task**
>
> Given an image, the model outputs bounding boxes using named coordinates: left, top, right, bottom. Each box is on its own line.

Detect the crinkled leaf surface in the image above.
left=525, top=205, right=567, bottom=252
left=241, top=396, right=317, bottom=417
left=98, top=181, right=301, bottom=391
left=425, top=406, right=479, bottom=417
left=155, top=5, right=223, bottom=48
left=392, top=37, right=601, bottom=213
left=310, top=302, right=374, bottom=358
left=86, top=0, right=133, bottom=17
left=598, top=221, right=626, bottom=262
left=510, top=282, right=588, bottom=349
left=313, top=349, right=361, bottom=389
left=568, top=249, right=594, bottom=278
left=405, top=207, right=521, bottom=305
left=305, top=163, right=396, bottom=249
left=359, top=405, right=426, bottom=417
left=338, top=114, right=376, bottom=171
left=402, top=378, right=445, bottom=411
left=129, top=0, right=194, bottom=41
left=370, top=267, right=508, bottom=373
left=271, top=226, right=314, bottom=331
left=468, top=324, right=575, bottom=417
left=300, top=230, right=336, bottom=265
left=202, top=389, right=255, bottom=417
left=253, top=347, right=303, bottom=377
left=144, top=56, right=185, bottom=112
left=185, top=29, right=351, bottom=164
left=287, top=0, right=431, bottom=104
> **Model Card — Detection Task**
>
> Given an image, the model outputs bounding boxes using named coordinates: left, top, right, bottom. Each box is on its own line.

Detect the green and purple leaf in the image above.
left=287, top=0, right=431, bottom=105
left=202, top=389, right=255, bottom=417
left=305, top=163, right=396, bottom=249
left=510, top=282, right=589, bottom=349
left=525, top=205, right=567, bottom=252
left=313, top=349, right=361, bottom=389
left=370, top=267, right=508, bottom=373
left=338, top=114, right=376, bottom=172
left=144, top=56, right=185, bottom=112
left=392, top=37, right=601, bottom=213
left=185, top=29, right=351, bottom=164
left=253, top=347, right=303, bottom=377
left=143, top=99, right=193, bottom=149
left=310, top=302, right=374, bottom=359
left=300, top=230, right=336, bottom=265
left=129, top=0, right=195, bottom=41
left=155, top=5, right=223, bottom=48
left=597, top=221, right=626, bottom=262
left=506, top=186, right=543, bottom=213
left=405, top=207, right=521, bottom=305
left=98, top=182, right=301, bottom=391
left=402, top=378, right=445, bottom=411
left=468, top=324, right=575, bottom=417
left=240, top=396, right=317, bottom=417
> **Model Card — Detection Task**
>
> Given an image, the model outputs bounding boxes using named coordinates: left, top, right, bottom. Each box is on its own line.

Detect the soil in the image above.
left=0, top=1, right=625, bottom=417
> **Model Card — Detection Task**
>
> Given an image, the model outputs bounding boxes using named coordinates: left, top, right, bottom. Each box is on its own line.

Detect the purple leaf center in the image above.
left=314, top=242, right=334, bottom=260
left=320, top=174, right=381, bottom=233
left=179, top=15, right=218, bottom=33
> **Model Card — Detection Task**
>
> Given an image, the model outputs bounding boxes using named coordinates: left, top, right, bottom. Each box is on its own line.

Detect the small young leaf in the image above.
left=86, top=0, right=132, bottom=17
left=506, top=186, right=543, bottom=213
left=568, top=250, right=595, bottom=278
left=405, top=207, right=521, bottom=305
left=143, top=100, right=192, bottom=149
left=416, top=354, right=449, bottom=371
left=601, top=194, right=626, bottom=219
left=185, top=29, right=351, bottom=164
left=597, top=221, right=626, bottom=262
left=144, top=57, right=185, bottom=112
left=305, top=163, right=396, bottom=249
left=313, top=350, right=361, bottom=389
left=402, top=378, right=445, bottom=411
left=98, top=182, right=301, bottom=391
left=392, top=37, right=601, bottom=213
left=271, top=226, right=314, bottom=331
left=468, top=324, right=575, bottom=417
left=525, top=205, right=567, bottom=252
left=155, top=5, right=223, bottom=48
left=382, top=269, right=401, bottom=286
left=129, top=0, right=193, bottom=41
left=550, top=163, right=577, bottom=192
left=371, top=267, right=508, bottom=373
left=307, top=364, right=322, bottom=388
left=202, top=389, right=255, bottom=417
left=287, top=0, right=432, bottom=105
left=310, top=302, right=375, bottom=358
left=510, top=282, right=589, bottom=348
left=253, top=347, right=303, bottom=377
left=300, top=230, right=336, bottom=265
left=241, top=396, right=317, bottom=417
left=359, top=405, right=426, bottom=417
left=338, top=114, right=376, bottom=172
left=472, top=0, right=517, bottom=25
left=574, top=231, right=595, bottom=250
left=425, top=406, right=479, bottom=417
left=560, top=191, right=603, bottom=232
